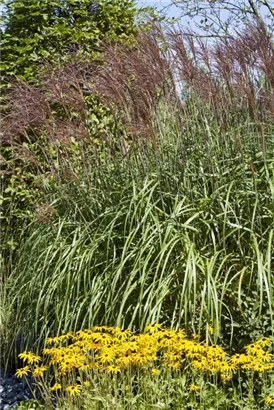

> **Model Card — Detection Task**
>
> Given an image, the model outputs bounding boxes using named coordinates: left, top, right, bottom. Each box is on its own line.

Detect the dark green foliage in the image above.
left=0, top=0, right=143, bottom=283
left=1, top=0, right=139, bottom=84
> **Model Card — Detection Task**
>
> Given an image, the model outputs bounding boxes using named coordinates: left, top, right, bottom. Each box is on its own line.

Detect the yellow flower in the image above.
left=259, top=351, right=273, bottom=362
left=57, top=353, right=85, bottom=373
left=224, top=361, right=237, bottom=372
left=99, top=347, right=116, bottom=364
left=18, top=351, right=41, bottom=364
left=185, top=341, right=205, bottom=355
left=91, top=332, right=113, bottom=344
left=265, top=363, right=274, bottom=370
left=257, top=338, right=272, bottom=347
left=110, top=327, right=131, bottom=341
left=83, top=381, right=91, bottom=387
left=15, top=366, right=30, bottom=378
left=206, top=345, right=226, bottom=360
left=245, top=343, right=262, bottom=355
left=265, top=396, right=274, bottom=404
left=145, top=324, right=162, bottom=333
left=151, top=368, right=160, bottom=376
left=192, top=359, right=205, bottom=370
left=106, top=365, right=121, bottom=374
left=169, top=361, right=181, bottom=369
left=50, top=383, right=62, bottom=391
left=253, top=363, right=268, bottom=372
left=92, top=325, right=110, bottom=332
left=190, top=384, right=200, bottom=392
left=164, top=351, right=181, bottom=362
left=230, top=353, right=250, bottom=365
left=131, top=352, right=151, bottom=366
left=66, top=385, right=82, bottom=397
left=46, top=336, right=62, bottom=345
left=58, top=333, right=74, bottom=342
left=32, top=365, right=48, bottom=378
left=186, top=352, right=203, bottom=360
left=116, top=355, right=132, bottom=367
left=208, top=325, right=214, bottom=334
left=221, top=373, right=233, bottom=382
left=218, top=361, right=227, bottom=371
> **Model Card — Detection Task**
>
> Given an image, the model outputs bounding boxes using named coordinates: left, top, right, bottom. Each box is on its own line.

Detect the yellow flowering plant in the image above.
left=15, top=325, right=274, bottom=408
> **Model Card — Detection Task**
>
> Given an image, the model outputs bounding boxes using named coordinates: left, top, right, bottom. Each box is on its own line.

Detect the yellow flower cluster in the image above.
left=15, top=325, right=274, bottom=398
left=230, top=338, right=274, bottom=373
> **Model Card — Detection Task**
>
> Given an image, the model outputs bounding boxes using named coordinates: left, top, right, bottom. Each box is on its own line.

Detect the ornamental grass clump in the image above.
left=15, top=325, right=274, bottom=409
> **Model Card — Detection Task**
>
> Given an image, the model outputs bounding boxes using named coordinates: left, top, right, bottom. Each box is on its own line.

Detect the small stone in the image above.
left=10, top=376, right=20, bottom=384
left=6, top=389, right=16, bottom=401
left=16, top=392, right=25, bottom=401
left=7, top=380, right=16, bottom=388
left=2, top=396, right=13, bottom=405
left=0, top=371, right=36, bottom=410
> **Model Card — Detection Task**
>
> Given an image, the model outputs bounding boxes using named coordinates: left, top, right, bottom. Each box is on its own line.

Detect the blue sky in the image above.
left=136, top=0, right=182, bottom=19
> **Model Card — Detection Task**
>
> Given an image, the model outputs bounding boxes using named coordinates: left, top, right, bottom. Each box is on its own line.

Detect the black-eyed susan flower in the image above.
left=66, top=384, right=82, bottom=397
left=230, top=353, right=251, bottom=365
left=192, top=359, right=205, bottom=370
left=106, top=365, right=121, bottom=374
left=15, top=366, right=31, bottom=378
left=253, top=363, right=268, bottom=372
left=265, top=396, right=274, bottom=404
left=18, top=351, right=41, bottom=364
left=46, top=336, right=62, bottom=345
left=260, top=352, right=273, bottom=362
left=32, top=365, right=48, bottom=377
left=221, top=373, right=233, bottom=382
left=190, top=384, right=200, bottom=392
left=131, top=351, right=151, bottom=365
left=99, top=347, right=116, bottom=364
left=145, top=324, right=162, bottom=333
left=257, top=337, right=272, bottom=347
left=245, top=343, right=263, bottom=355
left=49, top=383, right=62, bottom=391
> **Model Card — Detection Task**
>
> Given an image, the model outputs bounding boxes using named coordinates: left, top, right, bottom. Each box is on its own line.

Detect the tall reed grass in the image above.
left=1, top=20, right=274, bottom=368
